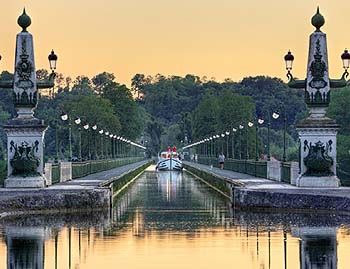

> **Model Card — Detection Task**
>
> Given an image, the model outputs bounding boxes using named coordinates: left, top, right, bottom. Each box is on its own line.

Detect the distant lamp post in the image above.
left=105, top=132, right=110, bottom=158
left=83, top=124, right=90, bottom=160
left=247, top=121, right=254, bottom=159
left=267, top=112, right=280, bottom=161
left=74, top=118, right=81, bottom=161
left=232, top=128, right=237, bottom=159
left=109, top=134, right=113, bottom=158
left=225, top=131, right=230, bottom=158
left=239, top=125, right=244, bottom=159
left=99, top=130, right=104, bottom=158
left=55, top=119, right=59, bottom=163
left=282, top=109, right=287, bottom=162
left=61, top=113, right=72, bottom=161
left=341, top=49, right=350, bottom=76
left=256, top=118, right=265, bottom=161
left=221, top=133, right=225, bottom=154
left=92, top=125, right=97, bottom=159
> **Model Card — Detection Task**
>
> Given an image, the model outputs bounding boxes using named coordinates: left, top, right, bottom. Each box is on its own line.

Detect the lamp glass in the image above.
left=258, top=118, right=265, bottom=125
left=272, top=112, right=280, bottom=119
left=61, top=114, right=68, bottom=121
left=343, top=59, right=350, bottom=70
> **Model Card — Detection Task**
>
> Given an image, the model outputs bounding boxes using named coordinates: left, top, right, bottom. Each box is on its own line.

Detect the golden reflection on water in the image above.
left=0, top=170, right=349, bottom=268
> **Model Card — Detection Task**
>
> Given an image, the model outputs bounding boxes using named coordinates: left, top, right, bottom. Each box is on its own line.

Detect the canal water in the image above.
left=0, top=166, right=350, bottom=268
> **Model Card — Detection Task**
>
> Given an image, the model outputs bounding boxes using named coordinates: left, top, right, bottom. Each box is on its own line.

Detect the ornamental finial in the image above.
left=311, top=6, right=325, bottom=32
left=17, top=8, right=31, bottom=32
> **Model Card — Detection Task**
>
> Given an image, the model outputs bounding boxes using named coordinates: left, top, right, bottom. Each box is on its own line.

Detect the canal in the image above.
left=0, top=166, right=350, bottom=268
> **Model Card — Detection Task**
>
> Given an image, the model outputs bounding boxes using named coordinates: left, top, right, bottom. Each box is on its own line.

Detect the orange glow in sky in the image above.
left=0, top=1, right=349, bottom=86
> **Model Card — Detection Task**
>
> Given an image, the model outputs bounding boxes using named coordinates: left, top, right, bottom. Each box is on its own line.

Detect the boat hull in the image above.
left=156, top=158, right=183, bottom=171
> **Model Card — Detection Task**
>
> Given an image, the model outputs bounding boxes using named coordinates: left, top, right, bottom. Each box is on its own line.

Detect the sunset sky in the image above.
left=0, top=1, right=349, bottom=86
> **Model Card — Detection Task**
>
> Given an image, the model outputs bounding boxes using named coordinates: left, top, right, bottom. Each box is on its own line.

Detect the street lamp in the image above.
left=247, top=121, right=254, bottom=159
left=341, top=49, right=350, bottom=74
left=256, top=118, right=265, bottom=161
left=221, top=133, right=225, bottom=154
left=61, top=113, right=72, bottom=161
left=83, top=124, right=90, bottom=160
left=225, top=131, right=230, bottom=158
left=48, top=50, right=58, bottom=73
left=99, top=129, right=104, bottom=159
left=232, top=128, right=237, bottom=159
left=74, top=118, right=82, bottom=161
left=109, top=134, right=113, bottom=158
left=92, top=125, right=97, bottom=159
left=105, top=132, right=109, bottom=158
left=239, top=125, right=244, bottom=159
left=267, top=111, right=280, bottom=161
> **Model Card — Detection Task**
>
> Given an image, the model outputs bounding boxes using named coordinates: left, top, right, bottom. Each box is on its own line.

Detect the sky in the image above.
left=0, top=1, right=349, bottom=86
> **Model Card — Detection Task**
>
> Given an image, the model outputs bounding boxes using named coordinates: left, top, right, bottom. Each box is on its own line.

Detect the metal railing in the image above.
left=72, top=157, right=145, bottom=179
left=281, top=162, right=291, bottom=183
left=196, top=157, right=267, bottom=178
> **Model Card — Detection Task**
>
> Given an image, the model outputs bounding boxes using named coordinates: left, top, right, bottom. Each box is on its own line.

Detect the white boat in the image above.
left=156, top=150, right=183, bottom=171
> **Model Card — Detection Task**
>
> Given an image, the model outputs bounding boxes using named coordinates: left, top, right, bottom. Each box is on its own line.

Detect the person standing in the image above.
left=218, top=153, right=225, bottom=169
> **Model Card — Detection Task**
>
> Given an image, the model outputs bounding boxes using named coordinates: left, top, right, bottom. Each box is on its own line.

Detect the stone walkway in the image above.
left=184, top=161, right=350, bottom=202
left=0, top=160, right=150, bottom=193
left=183, top=161, right=298, bottom=189
left=49, top=159, right=150, bottom=190
left=0, top=160, right=151, bottom=214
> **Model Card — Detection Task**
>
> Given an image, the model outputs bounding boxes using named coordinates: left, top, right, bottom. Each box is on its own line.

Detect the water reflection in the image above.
left=292, top=227, right=337, bottom=269
left=0, top=170, right=349, bottom=268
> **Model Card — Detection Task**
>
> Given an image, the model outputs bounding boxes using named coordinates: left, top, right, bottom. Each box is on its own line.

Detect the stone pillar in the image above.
left=293, top=9, right=341, bottom=187
left=1, top=10, right=54, bottom=188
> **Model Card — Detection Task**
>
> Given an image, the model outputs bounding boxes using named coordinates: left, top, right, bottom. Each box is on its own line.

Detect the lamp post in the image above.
left=282, top=108, right=287, bottom=162
left=256, top=118, right=265, bottom=161
left=284, top=8, right=350, bottom=187
left=74, top=118, right=81, bottom=161
left=61, top=113, right=72, bottom=161
left=232, top=128, right=237, bottom=159
left=239, top=125, right=244, bottom=159
left=92, top=125, right=97, bottom=160
left=105, top=132, right=109, bottom=158
left=117, top=136, right=120, bottom=158
left=221, top=133, right=225, bottom=154
left=267, top=112, right=280, bottom=161
left=215, top=135, right=220, bottom=157
left=247, top=121, right=254, bottom=160
left=99, top=129, right=104, bottom=159
left=109, top=134, right=114, bottom=158
left=83, top=124, right=90, bottom=160
left=55, top=119, right=59, bottom=163
left=225, top=131, right=230, bottom=158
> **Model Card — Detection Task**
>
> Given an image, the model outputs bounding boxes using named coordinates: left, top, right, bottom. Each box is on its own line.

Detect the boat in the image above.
left=156, top=147, right=183, bottom=171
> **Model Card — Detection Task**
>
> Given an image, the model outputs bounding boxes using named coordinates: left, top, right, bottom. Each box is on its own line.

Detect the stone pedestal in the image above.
left=3, top=118, right=47, bottom=188
left=296, top=117, right=339, bottom=187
